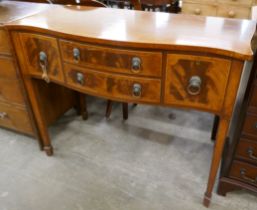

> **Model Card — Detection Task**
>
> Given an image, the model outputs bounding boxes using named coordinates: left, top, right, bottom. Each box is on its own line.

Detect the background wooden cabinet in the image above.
left=181, top=0, right=256, bottom=19
left=0, top=28, right=34, bottom=135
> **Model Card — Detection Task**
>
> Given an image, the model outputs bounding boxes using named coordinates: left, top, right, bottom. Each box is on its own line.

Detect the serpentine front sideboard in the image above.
left=3, top=3, right=257, bottom=207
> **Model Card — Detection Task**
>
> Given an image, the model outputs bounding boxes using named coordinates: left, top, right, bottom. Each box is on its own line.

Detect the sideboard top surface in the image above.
left=0, top=1, right=50, bottom=25
left=4, top=2, right=257, bottom=60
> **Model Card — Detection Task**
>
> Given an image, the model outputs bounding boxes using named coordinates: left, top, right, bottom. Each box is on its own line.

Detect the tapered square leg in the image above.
left=106, top=100, right=113, bottom=119
left=203, top=118, right=230, bottom=207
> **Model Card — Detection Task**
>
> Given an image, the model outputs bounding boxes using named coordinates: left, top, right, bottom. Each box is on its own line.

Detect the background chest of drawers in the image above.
left=181, top=0, right=257, bottom=19
left=0, top=26, right=35, bottom=135
left=217, top=53, right=257, bottom=196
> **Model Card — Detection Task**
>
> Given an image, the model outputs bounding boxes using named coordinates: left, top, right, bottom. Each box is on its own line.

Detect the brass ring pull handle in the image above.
left=247, top=148, right=257, bottom=160
left=39, top=51, right=50, bottom=83
left=76, top=72, right=84, bottom=85
left=0, top=112, right=7, bottom=119
left=73, top=48, right=80, bottom=61
left=131, top=57, right=141, bottom=73
left=132, top=83, right=142, bottom=97
left=240, top=169, right=257, bottom=183
left=187, top=76, right=202, bottom=95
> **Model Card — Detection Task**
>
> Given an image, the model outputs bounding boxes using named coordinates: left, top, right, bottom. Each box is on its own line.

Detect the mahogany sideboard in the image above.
left=1, top=2, right=257, bottom=207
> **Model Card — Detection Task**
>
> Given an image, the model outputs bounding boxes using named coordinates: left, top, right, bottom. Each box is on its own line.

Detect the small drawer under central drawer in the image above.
left=64, top=64, right=161, bottom=104
left=60, top=40, right=162, bottom=77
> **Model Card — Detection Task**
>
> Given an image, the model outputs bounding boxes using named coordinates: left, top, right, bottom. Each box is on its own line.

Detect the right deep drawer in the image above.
left=0, top=102, right=33, bottom=135
left=164, top=54, right=231, bottom=112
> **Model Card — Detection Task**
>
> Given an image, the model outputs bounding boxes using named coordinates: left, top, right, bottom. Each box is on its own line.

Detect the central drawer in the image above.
left=60, top=40, right=162, bottom=78
left=64, top=64, right=161, bottom=104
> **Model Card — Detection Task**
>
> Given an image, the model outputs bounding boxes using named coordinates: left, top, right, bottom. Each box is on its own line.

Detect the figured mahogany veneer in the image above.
left=5, top=3, right=257, bottom=208
left=19, top=33, right=64, bottom=83
left=60, top=40, right=163, bottom=78
left=164, top=54, right=231, bottom=112
left=64, top=64, right=161, bottom=103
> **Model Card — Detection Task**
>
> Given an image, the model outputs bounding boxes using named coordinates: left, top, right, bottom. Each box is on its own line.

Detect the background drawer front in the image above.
left=236, top=139, right=257, bottom=164
left=217, top=0, right=253, bottom=6
left=60, top=40, right=162, bottom=78
left=164, top=54, right=231, bottom=112
left=0, top=102, right=33, bottom=135
left=183, top=0, right=215, bottom=3
left=0, top=29, right=11, bottom=55
left=242, top=114, right=257, bottom=139
left=19, top=33, right=64, bottom=83
left=229, top=161, right=257, bottom=187
left=249, top=85, right=257, bottom=110
left=0, top=79, right=25, bottom=105
left=217, top=6, right=250, bottom=19
left=64, top=64, right=161, bottom=104
left=181, top=3, right=217, bottom=16
left=0, top=56, right=18, bottom=79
